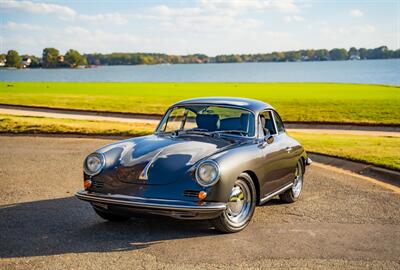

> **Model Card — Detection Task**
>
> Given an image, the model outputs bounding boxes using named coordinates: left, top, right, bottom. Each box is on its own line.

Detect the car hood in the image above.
left=95, top=134, right=237, bottom=185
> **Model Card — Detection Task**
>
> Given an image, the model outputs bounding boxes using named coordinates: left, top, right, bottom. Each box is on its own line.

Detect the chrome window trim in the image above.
left=271, top=110, right=285, bottom=135
left=156, top=104, right=257, bottom=138
left=257, top=109, right=279, bottom=138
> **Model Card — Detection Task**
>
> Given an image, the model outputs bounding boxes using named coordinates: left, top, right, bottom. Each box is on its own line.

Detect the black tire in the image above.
left=211, top=173, right=256, bottom=233
left=93, top=207, right=131, bottom=222
left=280, top=160, right=304, bottom=203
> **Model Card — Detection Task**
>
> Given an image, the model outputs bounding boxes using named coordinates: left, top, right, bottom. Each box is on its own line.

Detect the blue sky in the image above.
left=1, top=0, right=399, bottom=56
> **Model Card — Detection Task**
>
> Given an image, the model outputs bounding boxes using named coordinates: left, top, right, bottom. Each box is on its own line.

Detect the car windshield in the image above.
left=156, top=105, right=255, bottom=137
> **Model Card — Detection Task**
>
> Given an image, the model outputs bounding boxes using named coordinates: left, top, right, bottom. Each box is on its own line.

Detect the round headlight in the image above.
left=195, top=160, right=220, bottom=187
left=84, top=152, right=105, bottom=176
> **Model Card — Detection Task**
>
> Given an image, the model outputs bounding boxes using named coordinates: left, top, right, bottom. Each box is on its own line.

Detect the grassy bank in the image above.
left=1, top=82, right=399, bottom=125
left=1, top=114, right=399, bottom=170
left=289, top=132, right=400, bottom=171
left=0, top=114, right=155, bottom=136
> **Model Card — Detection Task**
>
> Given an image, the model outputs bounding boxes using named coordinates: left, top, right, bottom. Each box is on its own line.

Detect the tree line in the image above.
left=1, top=46, right=399, bottom=68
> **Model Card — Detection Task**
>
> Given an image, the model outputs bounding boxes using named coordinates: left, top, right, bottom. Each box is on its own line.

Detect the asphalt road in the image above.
left=0, top=136, right=399, bottom=270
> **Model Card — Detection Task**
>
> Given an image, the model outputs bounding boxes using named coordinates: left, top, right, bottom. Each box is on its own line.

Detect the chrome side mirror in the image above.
left=265, top=135, right=274, bottom=144
left=259, top=135, right=274, bottom=148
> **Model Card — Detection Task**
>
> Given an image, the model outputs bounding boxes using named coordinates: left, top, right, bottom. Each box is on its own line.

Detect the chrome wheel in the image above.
left=292, top=162, right=303, bottom=198
left=225, top=179, right=252, bottom=227
left=212, top=173, right=256, bottom=233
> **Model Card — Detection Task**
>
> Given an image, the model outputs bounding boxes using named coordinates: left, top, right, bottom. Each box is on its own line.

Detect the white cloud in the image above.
left=150, top=3, right=266, bottom=34
left=283, top=15, right=305, bottom=23
left=0, top=1, right=128, bottom=25
left=151, top=5, right=202, bottom=17
left=199, top=0, right=300, bottom=14
left=1, top=0, right=76, bottom=18
left=350, top=9, right=363, bottom=17
left=352, top=24, right=375, bottom=33
left=321, top=24, right=376, bottom=38
left=78, top=13, right=129, bottom=26
left=0, top=21, right=43, bottom=31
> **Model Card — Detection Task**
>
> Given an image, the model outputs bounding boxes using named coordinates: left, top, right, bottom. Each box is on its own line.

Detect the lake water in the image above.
left=1, top=59, right=399, bottom=85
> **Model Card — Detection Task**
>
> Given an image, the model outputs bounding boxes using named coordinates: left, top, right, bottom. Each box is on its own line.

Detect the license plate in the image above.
left=92, top=202, right=108, bottom=209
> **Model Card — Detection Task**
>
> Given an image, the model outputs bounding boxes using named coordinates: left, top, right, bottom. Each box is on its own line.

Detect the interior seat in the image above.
left=195, top=114, right=219, bottom=131
left=219, top=113, right=251, bottom=132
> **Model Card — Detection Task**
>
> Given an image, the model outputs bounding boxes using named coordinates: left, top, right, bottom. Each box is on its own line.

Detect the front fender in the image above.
left=205, top=143, right=261, bottom=202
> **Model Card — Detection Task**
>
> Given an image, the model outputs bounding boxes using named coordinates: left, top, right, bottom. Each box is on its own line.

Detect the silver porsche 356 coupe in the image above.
left=76, top=97, right=311, bottom=233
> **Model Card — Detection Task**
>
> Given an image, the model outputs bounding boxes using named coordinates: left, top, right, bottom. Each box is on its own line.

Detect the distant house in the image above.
left=20, top=57, right=32, bottom=68
left=57, top=55, right=64, bottom=62
left=0, top=59, right=5, bottom=67
left=301, top=55, right=309, bottom=61
left=349, top=54, right=361, bottom=60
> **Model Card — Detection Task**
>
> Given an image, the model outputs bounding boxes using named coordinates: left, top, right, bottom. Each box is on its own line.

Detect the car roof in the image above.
left=173, top=97, right=274, bottom=113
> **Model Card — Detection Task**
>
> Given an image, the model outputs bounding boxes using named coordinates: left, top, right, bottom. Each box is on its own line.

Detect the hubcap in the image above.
left=225, top=179, right=252, bottom=226
left=292, top=162, right=303, bottom=198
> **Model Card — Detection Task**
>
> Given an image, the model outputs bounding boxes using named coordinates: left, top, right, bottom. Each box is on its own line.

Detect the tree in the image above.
left=305, top=49, right=315, bottom=60
left=348, top=47, right=359, bottom=56
left=285, top=51, right=301, bottom=61
left=42, top=48, right=60, bottom=68
left=5, top=50, right=21, bottom=68
left=65, top=49, right=87, bottom=67
left=28, top=55, right=41, bottom=68
left=329, top=48, right=348, bottom=60
left=314, top=49, right=329, bottom=60
left=358, top=48, right=367, bottom=59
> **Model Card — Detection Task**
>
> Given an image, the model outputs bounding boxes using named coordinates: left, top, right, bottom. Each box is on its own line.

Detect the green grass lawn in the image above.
left=1, top=114, right=399, bottom=170
left=0, top=114, right=156, bottom=136
left=1, top=82, right=399, bottom=125
left=289, top=132, right=400, bottom=171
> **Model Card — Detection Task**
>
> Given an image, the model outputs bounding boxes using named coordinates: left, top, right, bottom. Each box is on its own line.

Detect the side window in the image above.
left=273, top=111, right=285, bottom=133
left=259, top=111, right=276, bottom=136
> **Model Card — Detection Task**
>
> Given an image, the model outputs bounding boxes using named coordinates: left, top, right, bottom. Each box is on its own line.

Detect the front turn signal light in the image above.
left=84, top=180, right=92, bottom=189
left=198, top=191, right=207, bottom=200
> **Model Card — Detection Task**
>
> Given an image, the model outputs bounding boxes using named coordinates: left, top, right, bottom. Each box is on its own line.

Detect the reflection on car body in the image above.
left=76, top=97, right=311, bottom=233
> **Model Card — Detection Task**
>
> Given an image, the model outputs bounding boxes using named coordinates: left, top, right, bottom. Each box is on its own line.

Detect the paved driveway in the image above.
left=0, top=136, right=399, bottom=269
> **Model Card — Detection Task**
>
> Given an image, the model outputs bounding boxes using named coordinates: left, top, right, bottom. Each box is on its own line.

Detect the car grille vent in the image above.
left=91, top=181, right=104, bottom=189
left=183, top=190, right=200, bottom=197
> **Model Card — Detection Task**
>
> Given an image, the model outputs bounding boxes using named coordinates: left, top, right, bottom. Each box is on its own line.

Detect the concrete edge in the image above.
left=308, top=153, right=400, bottom=187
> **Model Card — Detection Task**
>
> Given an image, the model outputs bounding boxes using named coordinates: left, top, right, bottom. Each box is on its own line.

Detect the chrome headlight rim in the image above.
left=83, top=152, right=105, bottom=176
left=195, top=160, right=221, bottom=187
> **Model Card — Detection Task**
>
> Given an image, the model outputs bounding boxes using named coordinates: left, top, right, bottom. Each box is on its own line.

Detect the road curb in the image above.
left=308, top=153, right=400, bottom=187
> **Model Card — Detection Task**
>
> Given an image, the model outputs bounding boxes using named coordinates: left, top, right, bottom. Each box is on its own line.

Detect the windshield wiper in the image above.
left=211, top=130, right=248, bottom=136
left=181, top=130, right=212, bottom=136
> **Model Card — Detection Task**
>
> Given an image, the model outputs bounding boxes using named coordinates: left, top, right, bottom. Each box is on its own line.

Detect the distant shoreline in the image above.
left=0, top=58, right=399, bottom=70
left=1, top=45, right=399, bottom=69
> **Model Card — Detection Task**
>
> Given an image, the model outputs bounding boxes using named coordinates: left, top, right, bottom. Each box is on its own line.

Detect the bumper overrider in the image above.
left=75, top=190, right=226, bottom=220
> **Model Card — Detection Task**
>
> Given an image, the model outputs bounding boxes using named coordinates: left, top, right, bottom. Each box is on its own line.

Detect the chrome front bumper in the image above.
left=75, top=190, right=226, bottom=219
left=306, top=157, right=312, bottom=166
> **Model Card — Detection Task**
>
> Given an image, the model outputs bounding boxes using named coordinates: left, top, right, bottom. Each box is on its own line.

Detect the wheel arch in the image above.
left=243, top=170, right=261, bottom=205
left=299, top=156, right=306, bottom=172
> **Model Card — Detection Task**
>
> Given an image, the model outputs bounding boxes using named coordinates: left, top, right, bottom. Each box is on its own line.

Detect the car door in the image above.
left=258, top=110, right=296, bottom=197
left=271, top=111, right=298, bottom=187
